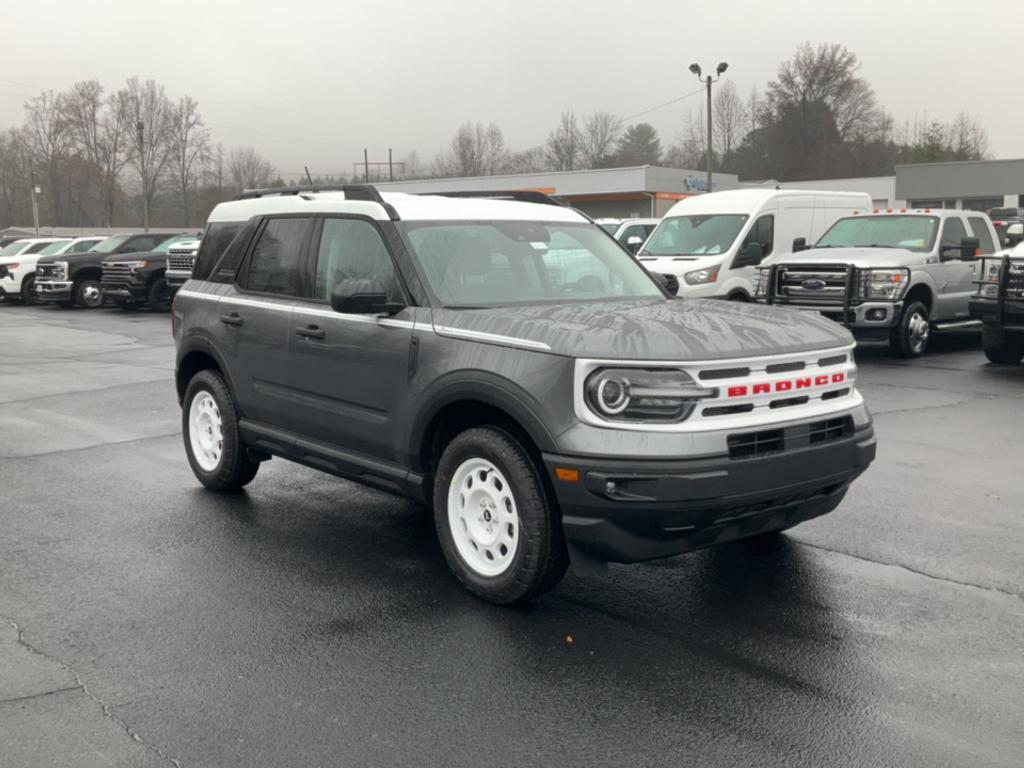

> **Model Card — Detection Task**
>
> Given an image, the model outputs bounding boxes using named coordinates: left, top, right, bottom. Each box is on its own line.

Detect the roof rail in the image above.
left=427, top=190, right=565, bottom=208
left=234, top=184, right=399, bottom=220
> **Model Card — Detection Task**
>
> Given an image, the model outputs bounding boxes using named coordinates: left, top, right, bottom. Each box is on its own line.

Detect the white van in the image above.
left=637, top=189, right=872, bottom=299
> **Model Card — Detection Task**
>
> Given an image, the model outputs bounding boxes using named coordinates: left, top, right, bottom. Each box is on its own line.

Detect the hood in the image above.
left=766, top=246, right=925, bottom=268
left=432, top=298, right=852, bottom=360
left=637, top=253, right=724, bottom=275
left=102, top=249, right=166, bottom=264
left=37, top=251, right=99, bottom=266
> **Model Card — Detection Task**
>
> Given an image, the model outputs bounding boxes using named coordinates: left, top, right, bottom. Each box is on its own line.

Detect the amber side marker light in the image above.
left=555, top=467, right=580, bottom=483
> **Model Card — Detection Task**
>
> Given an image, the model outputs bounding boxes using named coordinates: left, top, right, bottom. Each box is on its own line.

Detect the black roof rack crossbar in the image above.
left=428, top=190, right=565, bottom=208
left=234, top=184, right=399, bottom=220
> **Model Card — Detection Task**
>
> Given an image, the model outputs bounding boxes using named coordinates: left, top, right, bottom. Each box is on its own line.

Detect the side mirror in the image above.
left=651, top=271, right=679, bottom=296
left=733, top=241, right=764, bottom=268
left=1007, top=223, right=1024, bottom=246
left=625, top=235, right=644, bottom=254
left=960, top=236, right=980, bottom=260
left=330, top=278, right=403, bottom=315
left=792, top=237, right=807, bottom=253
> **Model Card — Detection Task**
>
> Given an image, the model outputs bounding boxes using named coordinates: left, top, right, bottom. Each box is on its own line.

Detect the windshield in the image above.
left=38, top=240, right=74, bottom=256
left=641, top=214, right=749, bottom=256
left=0, top=240, right=31, bottom=257
left=91, top=235, right=132, bottom=254
left=400, top=220, right=663, bottom=307
left=152, top=235, right=194, bottom=254
left=815, top=216, right=939, bottom=252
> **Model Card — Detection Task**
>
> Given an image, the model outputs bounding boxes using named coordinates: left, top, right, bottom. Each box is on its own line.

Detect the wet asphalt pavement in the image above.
left=1, top=303, right=1022, bottom=768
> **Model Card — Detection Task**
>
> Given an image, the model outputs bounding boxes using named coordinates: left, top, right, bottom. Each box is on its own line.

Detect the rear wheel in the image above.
left=982, top=324, right=1024, bottom=365
left=182, top=370, right=260, bottom=491
left=889, top=300, right=930, bottom=358
left=74, top=278, right=104, bottom=309
left=433, top=426, right=568, bottom=604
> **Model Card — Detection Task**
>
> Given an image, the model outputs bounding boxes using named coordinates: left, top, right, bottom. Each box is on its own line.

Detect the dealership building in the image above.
left=376, top=157, right=1024, bottom=219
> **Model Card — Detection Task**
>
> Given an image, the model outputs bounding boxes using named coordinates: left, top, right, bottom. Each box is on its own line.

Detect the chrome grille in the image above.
left=167, top=254, right=195, bottom=272
left=773, top=264, right=852, bottom=305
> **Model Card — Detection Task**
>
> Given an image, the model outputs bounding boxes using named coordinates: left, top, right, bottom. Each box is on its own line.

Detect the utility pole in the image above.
left=388, top=148, right=394, bottom=181
left=689, top=61, right=729, bottom=193
left=137, top=120, right=149, bottom=231
left=364, top=148, right=369, bottom=183
left=29, top=167, right=40, bottom=234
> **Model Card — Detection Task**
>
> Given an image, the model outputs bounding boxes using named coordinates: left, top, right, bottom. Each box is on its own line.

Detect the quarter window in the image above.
left=245, top=217, right=311, bottom=296
left=314, top=218, right=396, bottom=301
left=193, top=222, right=244, bottom=280
left=967, top=217, right=995, bottom=253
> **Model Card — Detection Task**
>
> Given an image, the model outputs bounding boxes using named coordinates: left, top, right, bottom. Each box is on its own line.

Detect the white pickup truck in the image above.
left=754, top=208, right=1001, bottom=357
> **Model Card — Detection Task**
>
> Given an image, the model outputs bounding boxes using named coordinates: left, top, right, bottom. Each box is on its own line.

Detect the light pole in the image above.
left=689, top=61, right=729, bottom=193
left=137, top=120, right=149, bottom=231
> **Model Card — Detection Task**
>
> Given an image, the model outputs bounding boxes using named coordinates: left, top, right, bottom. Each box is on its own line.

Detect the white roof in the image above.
left=207, top=190, right=589, bottom=224
left=664, top=188, right=871, bottom=216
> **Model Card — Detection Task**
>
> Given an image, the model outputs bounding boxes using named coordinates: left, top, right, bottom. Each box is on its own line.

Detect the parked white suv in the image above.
left=755, top=208, right=1001, bottom=356
left=0, top=237, right=103, bottom=303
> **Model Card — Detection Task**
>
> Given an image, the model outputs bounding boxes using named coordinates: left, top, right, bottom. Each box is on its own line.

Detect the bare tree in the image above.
left=23, top=91, right=72, bottom=224
left=65, top=80, right=133, bottom=225
left=713, top=81, right=746, bottom=160
left=124, top=77, right=175, bottom=229
left=435, top=122, right=508, bottom=177
left=170, top=95, right=210, bottom=226
left=545, top=111, right=580, bottom=172
left=946, top=111, right=990, bottom=160
left=227, top=146, right=274, bottom=190
left=664, top=108, right=707, bottom=170
left=0, top=128, right=34, bottom=224
left=578, top=111, right=621, bottom=169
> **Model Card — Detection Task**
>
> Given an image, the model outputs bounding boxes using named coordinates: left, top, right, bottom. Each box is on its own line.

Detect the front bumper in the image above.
left=970, top=298, right=1024, bottom=330
left=101, top=279, right=146, bottom=302
left=760, top=299, right=902, bottom=338
left=165, top=270, right=190, bottom=289
left=545, top=422, right=876, bottom=563
left=35, top=280, right=73, bottom=301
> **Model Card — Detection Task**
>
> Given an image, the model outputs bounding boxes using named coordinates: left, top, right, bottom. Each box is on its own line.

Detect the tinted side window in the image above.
left=314, top=218, right=396, bottom=301
left=967, top=217, right=995, bottom=253
left=940, top=218, right=969, bottom=248
left=124, top=236, right=156, bottom=252
left=742, top=214, right=775, bottom=257
left=70, top=240, right=100, bottom=253
left=193, top=222, right=244, bottom=280
left=245, top=217, right=311, bottom=296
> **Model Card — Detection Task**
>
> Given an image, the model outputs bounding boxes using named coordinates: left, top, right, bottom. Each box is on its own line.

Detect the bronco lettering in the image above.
left=727, top=371, right=846, bottom=398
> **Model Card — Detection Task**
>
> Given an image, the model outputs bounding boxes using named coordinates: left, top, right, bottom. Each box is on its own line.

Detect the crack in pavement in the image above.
left=0, top=379, right=173, bottom=408
left=1, top=685, right=84, bottom=704
left=4, top=617, right=182, bottom=768
left=3, top=431, right=181, bottom=459
left=794, top=540, right=1024, bottom=601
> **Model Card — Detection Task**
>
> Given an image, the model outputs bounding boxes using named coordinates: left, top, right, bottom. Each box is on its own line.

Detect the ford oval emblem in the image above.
left=801, top=279, right=827, bottom=290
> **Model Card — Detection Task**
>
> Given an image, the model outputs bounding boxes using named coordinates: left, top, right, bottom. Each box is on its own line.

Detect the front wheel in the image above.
left=982, top=324, right=1024, bottom=365
left=146, top=277, right=171, bottom=311
left=890, top=300, right=930, bottom=358
left=182, top=370, right=260, bottom=491
left=20, top=274, right=37, bottom=304
left=433, top=427, right=568, bottom=604
left=74, top=278, right=104, bottom=309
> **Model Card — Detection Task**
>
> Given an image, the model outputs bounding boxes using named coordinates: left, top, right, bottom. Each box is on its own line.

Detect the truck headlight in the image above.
left=123, top=260, right=149, bottom=272
left=55, top=261, right=69, bottom=279
left=863, top=269, right=909, bottom=300
left=684, top=267, right=719, bottom=285
left=584, top=367, right=712, bottom=423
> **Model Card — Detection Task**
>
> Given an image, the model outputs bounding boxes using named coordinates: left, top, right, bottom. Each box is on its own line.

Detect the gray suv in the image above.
left=173, top=185, right=876, bottom=603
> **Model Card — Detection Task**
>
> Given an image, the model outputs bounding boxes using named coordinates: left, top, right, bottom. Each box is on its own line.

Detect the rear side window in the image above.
left=243, top=217, right=311, bottom=296
left=192, top=222, right=245, bottom=281
left=967, top=217, right=995, bottom=253
left=125, top=236, right=157, bottom=252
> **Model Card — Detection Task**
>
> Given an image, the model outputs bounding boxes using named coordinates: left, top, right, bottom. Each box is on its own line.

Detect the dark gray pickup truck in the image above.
left=173, top=186, right=876, bottom=604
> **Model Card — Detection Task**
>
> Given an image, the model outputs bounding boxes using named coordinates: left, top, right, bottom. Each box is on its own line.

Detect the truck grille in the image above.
left=772, top=264, right=853, bottom=305
left=101, top=263, right=133, bottom=285
left=728, top=416, right=854, bottom=460
left=1006, top=259, right=1024, bottom=299
left=167, top=251, right=196, bottom=272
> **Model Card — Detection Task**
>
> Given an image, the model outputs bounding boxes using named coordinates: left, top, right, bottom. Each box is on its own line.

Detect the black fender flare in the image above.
left=175, top=334, right=240, bottom=409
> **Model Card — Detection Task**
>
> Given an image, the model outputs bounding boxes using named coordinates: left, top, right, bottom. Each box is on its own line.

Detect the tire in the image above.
left=182, top=370, right=260, bottom=491
left=20, top=274, right=37, bottom=305
left=433, top=426, right=569, bottom=604
left=982, top=324, right=1024, bottom=365
left=74, top=278, right=104, bottom=309
left=889, top=300, right=930, bottom=358
left=146, top=277, right=170, bottom=311
left=726, top=292, right=748, bottom=302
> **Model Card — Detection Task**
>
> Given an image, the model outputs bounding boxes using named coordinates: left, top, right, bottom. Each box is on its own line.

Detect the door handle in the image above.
left=220, top=313, right=243, bottom=327
left=295, top=324, right=326, bottom=340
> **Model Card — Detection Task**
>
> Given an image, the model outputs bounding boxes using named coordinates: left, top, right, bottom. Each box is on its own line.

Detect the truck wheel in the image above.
left=182, top=370, right=259, bottom=491
left=889, top=301, right=930, bottom=358
left=19, top=274, right=37, bottom=305
left=146, top=277, right=171, bottom=311
left=434, top=426, right=569, bottom=604
left=74, top=278, right=104, bottom=309
left=982, top=325, right=1024, bottom=365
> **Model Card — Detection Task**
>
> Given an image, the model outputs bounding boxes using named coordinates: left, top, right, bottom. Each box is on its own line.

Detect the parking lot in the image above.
left=1, top=302, right=1022, bottom=767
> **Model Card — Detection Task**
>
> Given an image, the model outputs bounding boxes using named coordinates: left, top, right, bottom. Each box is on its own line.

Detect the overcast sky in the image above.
left=3, top=0, right=1022, bottom=179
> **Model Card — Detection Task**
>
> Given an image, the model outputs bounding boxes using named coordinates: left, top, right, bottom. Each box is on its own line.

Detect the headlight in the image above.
left=123, top=260, right=149, bottom=271
left=584, top=367, right=711, bottom=423
left=54, top=261, right=69, bottom=279
left=862, top=268, right=909, bottom=300
left=684, top=266, right=719, bottom=285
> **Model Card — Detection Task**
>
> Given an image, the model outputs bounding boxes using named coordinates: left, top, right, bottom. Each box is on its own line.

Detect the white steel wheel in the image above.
left=188, top=391, right=224, bottom=472
left=906, top=309, right=930, bottom=354
left=447, top=458, right=520, bottom=577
